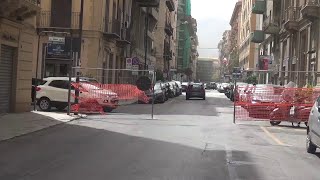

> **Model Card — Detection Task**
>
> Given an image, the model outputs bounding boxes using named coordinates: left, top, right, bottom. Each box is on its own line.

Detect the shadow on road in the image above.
left=0, top=123, right=263, bottom=180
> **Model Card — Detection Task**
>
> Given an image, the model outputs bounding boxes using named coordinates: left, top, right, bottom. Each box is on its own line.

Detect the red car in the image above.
left=186, top=83, right=206, bottom=100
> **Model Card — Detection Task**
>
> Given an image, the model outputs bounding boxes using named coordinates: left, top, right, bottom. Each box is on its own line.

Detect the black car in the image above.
left=186, top=83, right=206, bottom=100
left=144, top=83, right=166, bottom=103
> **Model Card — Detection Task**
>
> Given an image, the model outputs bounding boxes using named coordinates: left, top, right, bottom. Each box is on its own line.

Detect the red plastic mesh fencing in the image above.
left=70, top=82, right=150, bottom=114
left=235, top=86, right=320, bottom=122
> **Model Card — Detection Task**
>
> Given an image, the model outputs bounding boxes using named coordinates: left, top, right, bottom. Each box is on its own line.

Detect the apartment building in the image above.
left=153, top=0, right=177, bottom=79
left=257, top=0, right=320, bottom=87
left=0, top=0, right=39, bottom=113
left=176, top=0, right=194, bottom=72
left=190, top=18, right=199, bottom=80
left=238, top=0, right=262, bottom=70
left=196, top=58, right=218, bottom=82
left=229, top=0, right=242, bottom=70
left=36, top=0, right=132, bottom=83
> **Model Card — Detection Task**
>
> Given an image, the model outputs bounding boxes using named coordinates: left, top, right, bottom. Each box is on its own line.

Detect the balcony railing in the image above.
left=1, top=0, right=40, bottom=19
left=263, top=16, right=280, bottom=34
left=136, top=0, right=160, bottom=7
left=117, top=28, right=131, bottom=45
left=252, top=0, right=266, bottom=14
left=284, top=6, right=301, bottom=22
left=104, top=19, right=121, bottom=39
left=301, top=0, right=320, bottom=19
left=283, top=7, right=301, bottom=31
left=38, top=11, right=80, bottom=29
left=250, top=30, right=264, bottom=43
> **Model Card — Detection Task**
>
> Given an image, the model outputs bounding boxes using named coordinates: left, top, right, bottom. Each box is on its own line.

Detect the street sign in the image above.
left=126, top=58, right=132, bottom=69
left=132, top=65, right=139, bottom=75
left=49, top=36, right=65, bottom=44
left=132, top=57, right=140, bottom=65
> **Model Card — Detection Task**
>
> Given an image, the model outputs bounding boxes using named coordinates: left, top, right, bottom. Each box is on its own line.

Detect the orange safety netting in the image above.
left=70, top=82, right=150, bottom=114
left=235, top=87, right=320, bottom=122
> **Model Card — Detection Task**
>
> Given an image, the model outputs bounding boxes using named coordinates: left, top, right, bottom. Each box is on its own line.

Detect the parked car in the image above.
left=218, top=83, right=229, bottom=93
left=31, top=78, right=47, bottom=103
left=144, top=82, right=166, bottom=103
left=36, top=77, right=119, bottom=112
left=181, top=82, right=189, bottom=92
left=174, top=81, right=182, bottom=96
left=186, top=83, right=206, bottom=100
left=229, top=82, right=248, bottom=102
left=207, top=82, right=217, bottom=90
left=307, top=96, right=320, bottom=153
left=168, top=81, right=178, bottom=97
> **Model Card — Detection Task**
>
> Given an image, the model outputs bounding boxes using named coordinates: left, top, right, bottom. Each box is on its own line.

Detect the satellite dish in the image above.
left=136, top=76, right=152, bottom=91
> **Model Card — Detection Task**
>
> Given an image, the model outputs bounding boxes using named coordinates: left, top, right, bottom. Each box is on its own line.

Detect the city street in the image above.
left=1, top=90, right=320, bottom=180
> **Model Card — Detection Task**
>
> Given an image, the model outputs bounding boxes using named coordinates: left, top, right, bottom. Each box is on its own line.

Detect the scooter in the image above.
left=269, top=101, right=312, bottom=127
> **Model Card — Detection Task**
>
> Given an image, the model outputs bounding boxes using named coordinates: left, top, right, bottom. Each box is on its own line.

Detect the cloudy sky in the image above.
left=191, top=0, right=238, bottom=58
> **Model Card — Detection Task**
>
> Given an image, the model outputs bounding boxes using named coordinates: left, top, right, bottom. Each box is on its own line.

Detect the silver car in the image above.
left=307, top=96, right=320, bottom=153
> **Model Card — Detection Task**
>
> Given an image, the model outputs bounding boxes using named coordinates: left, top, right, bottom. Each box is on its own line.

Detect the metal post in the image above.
left=67, top=33, right=73, bottom=115
left=151, top=71, right=155, bottom=119
left=74, top=0, right=84, bottom=115
left=34, top=31, right=41, bottom=111
left=144, top=7, right=149, bottom=71
left=233, top=79, right=237, bottom=124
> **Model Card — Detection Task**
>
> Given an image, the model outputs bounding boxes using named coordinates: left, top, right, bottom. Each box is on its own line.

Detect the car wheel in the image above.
left=270, top=121, right=281, bottom=126
left=56, top=105, right=67, bottom=111
left=39, top=97, right=51, bottom=111
left=307, top=132, right=317, bottom=154
left=103, top=107, right=113, bottom=113
left=305, top=122, right=308, bottom=126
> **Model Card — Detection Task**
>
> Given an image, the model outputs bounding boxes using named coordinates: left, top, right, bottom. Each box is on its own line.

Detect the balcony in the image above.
left=165, top=21, right=173, bottom=36
left=37, top=11, right=80, bottom=30
left=301, top=0, right=320, bottom=19
left=250, top=30, right=264, bottom=43
left=166, top=0, right=175, bottom=12
left=0, top=0, right=40, bottom=20
left=104, top=19, right=121, bottom=39
left=116, top=28, right=131, bottom=46
left=136, top=0, right=159, bottom=7
left=263, top=16, right=280, bottom=34
left=283, top=7, right=301, bottom=32
left=252, top=0, right=266, bottom=14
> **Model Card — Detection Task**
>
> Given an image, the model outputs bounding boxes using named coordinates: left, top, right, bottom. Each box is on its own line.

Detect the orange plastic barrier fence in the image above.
left=70, top=82, right=150, bottom=114
left=235, top=87, right=320, bottom=122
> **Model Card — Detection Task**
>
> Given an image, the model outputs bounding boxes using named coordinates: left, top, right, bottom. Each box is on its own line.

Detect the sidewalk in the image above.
left=0, top=111, right=81, bottom=141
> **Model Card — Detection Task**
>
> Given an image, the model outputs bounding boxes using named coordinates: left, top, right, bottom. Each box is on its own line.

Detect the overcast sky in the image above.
left=191, top=0, right=237, bottom=58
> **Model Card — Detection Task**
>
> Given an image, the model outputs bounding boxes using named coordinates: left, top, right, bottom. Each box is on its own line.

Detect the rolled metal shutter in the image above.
left=0, top=45, right=14, bottom=113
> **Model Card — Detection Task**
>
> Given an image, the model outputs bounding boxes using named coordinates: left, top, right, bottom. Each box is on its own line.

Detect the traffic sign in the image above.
left=126, top=58, right=132, bottom=69
left=132, top=57, right=140, bottom=65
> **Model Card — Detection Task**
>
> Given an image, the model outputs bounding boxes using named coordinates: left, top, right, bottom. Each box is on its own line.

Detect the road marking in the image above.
left=260, top=126, right=286, bottom=146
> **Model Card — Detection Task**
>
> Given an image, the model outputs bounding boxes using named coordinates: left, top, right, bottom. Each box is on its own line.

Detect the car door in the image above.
left=47, top=80, right=70, bottom=102
left=309, top=97, right=320, bottom=146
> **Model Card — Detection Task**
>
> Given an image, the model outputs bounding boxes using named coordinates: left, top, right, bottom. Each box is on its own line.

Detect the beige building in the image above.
left=36, top=0, right=132, bottom=83
left=238, top=0, right=262, bottom=70
left=153, top=0, right=177, bottom=79
left=0, top=1, right=39, bottom=113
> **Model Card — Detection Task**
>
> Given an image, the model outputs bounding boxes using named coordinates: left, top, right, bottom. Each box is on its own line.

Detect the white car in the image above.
left=36, top=77, right=119, bottom=112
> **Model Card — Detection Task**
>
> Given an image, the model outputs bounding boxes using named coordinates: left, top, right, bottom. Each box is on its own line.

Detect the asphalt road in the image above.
left=1, top=90, right=320, bottom=180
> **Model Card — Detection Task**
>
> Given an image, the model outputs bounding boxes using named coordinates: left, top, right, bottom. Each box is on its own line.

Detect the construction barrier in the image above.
left=234, top=86, right=320, bottom=123
left=68, top=67, right=155, bottom=115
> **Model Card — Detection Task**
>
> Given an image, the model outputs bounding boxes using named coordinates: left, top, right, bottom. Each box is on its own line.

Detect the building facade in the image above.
left=153, top=0, right=177, bottom=79
left=196, top=58, right=219, bottom=82
left=0, top=0, right=39, bottom=113
left=36, top=0, right=133, bottom=84
left=257, top=0, right=320, bottom=87
left=238, top=0, right=261, bottom=70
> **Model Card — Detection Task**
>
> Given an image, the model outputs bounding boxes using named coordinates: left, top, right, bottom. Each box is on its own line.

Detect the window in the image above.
left=49, top=80, right=69, bottom=89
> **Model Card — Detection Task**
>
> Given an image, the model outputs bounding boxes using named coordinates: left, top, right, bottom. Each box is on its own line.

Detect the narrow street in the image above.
left=1, top=90, right=320, bottom=180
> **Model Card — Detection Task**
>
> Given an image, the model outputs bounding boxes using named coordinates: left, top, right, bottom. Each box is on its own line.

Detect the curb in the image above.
left=0, top=115, right=83, bottom=143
